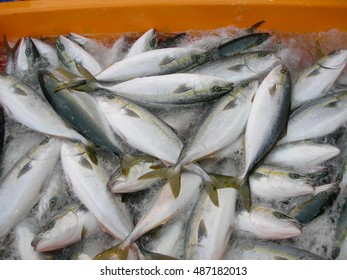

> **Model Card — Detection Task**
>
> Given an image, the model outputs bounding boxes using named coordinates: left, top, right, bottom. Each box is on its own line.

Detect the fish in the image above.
left=93, top=172, right=202, bottom=260
left=264, top=141, right=340, bottom=174
left=31, top=37, right=60, bottom=67
left=107, top=159, right=162, bottom=193
left=94, top=47, right=208, bottom=83
left=332, top=197, right=347, bottom=260
left=38, top=69, right=128, bottom=156
left=125, top=28, right=158, bottom=58
left=0, top=107, right=4, bottom=154
left=190, top=51, right=281, bottom=85
left=226, top=237, right=325, bottom=260
left=239, top=64, right=292, bottom=210
left=32, top=205, right=99, bottom=252
left=218, top=33, right=271, bottom=57
left=289, top=183, right=340, bottom=224
left=95, top=95, right=183, bottom=166
left=60, top=141, right=134, bottom=242
left=6, top=37, right=39, bottom=79
left=96, top=73, right=234, bottom=104
left=291, top=49, right=347, bottom=109
left=34, top=165, right=68, bottom=223
left=56, top=35, right=103, bottom=76
left=235, top=206, right=302, bottom=239
left=185, top=188, right=237, bottom=260
left=0, top=138, right=61, bottom=239
left=278, top=90, right=347, bottom=145
left=249, top=165, right=315, bottom=200
left=0, top=73, right=87, bottom=144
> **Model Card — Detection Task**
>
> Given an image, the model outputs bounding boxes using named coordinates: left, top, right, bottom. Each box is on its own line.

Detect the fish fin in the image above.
left=205, top=181, right=219, bottom=207
left=173, top=84, right=193, bottom=94
left=167, top=167, right=181, bottom=198
left=198, top=220, right=208, bottom=242
left=17, top=161, right=32, bottom=178
left=239, top=177, right=252, bottom=212
left=123, top=107, right=141, bottom=118
left=274, top=256, right=288, bottom=260
left=75, top=63, right=98, bottom=82
left=315, top=39, right=326, bottom=58
left=93, top=243, right=129, bottom=260
left=209, top=173, right=239, bottom=189
left=223, top=98, right=238, bottom=111
left=85, top=144, right=98, bottom=165
left=306, top=68, right=321, bottom=78
left=324, top=100, right=338, bottom=108
left=138, top=167, right=170, bottom=180
left=246, top=20, right=265, bottom=33
left=120, top=154, right=158, bottom=176
left=227, top=64, right=245, bottom=72
left=136, top=242, right=177, bottom=260
left=3, top=34, right=19, bottom=59
left=159, top=56, right=175, bottom=66
left=269, top=84, right=277, bottom=96
left=55, top=67, right=81, bottom=80
left=13, top=87, right=28, bottom=96
left=158, top=32, right=187, bottom=48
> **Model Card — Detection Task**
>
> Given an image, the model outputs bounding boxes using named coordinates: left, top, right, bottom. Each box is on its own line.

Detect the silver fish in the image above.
left=56, top=35, right=103, bottom=75
left=60, top=141, right=133, bottom=241
left=31, top=37, right=60, bottom=67
left=98, top=73, right=234, bottom=104
left=240, top=64, right=292, bottom=210
left=125, top=28, right=158, bottom=58
left=279, top=91, right=347, bottom=145
left=95, top=47, right=208, bottom=83
left=190, top=51, right=281, bottom=84
left=0, top=138, right=61, bottom=239
left=235, top=206, right=302, bottom=239
left=291, top=49, right=347, bottom=109
left=0, top=73, right=87, bottom=144
left=185, top=188, right=237, bottom=260
left=249, top=165, right=315, bottom=200
left=264, top=141, right=340, bottom=174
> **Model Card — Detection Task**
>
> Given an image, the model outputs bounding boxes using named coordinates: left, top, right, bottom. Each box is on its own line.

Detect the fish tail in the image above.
left=139, top=164, right=182, bottom=198
left=93, top=242, right=129, bottom=260
left=135, top=241, right=177, bottom=260
left=239, top=177, right=252, bottom=212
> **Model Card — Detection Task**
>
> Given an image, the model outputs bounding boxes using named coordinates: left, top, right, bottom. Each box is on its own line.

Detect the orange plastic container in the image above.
left=0, top=0, right=347, bottom=40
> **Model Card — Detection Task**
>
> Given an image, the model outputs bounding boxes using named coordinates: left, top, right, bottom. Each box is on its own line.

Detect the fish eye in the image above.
left=336, top=173, right=343, bottom=183
left=280, top=66, right=288, bottom=74
left=241, top=82, right=250, bottom=87
left=257, top=38, right=264, bottom=45
left=192, top=54, right=201, bottom=61
left=49, top=197, right=57, bottom=209
left=273, top=211, right=288, bottom=220
left=106, top=95, right=114, bottom=100
left=57, top=42, right=65, bottom=51
left=25, top=48, right=32, bottom=57
left=212, top=85, right=222, bottom=92
left=259, top=52, right=269, bottom=57
left=289, top=173, right=300, bottom=179
left=318, top=191, right=327, bottom=197
left=150, top=38, right=157, bottom=48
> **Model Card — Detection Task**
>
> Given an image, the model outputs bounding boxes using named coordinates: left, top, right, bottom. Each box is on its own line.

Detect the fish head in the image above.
left=319, top=49, right=347, bottom=69
left=14, top=37, right=39, bottom=73
left=250, top=206, right=302, bottom=239
left=146, top=28, right=158, bottom=50
left=202, top=77, right=234, bottom=96
left=67, top=32, right=89, bottom=49
left=184, top=48, right=208, bottom=68
left=245, top=51, right=281, bottom=74
left=27, top=138, right=62, bottom=160
left=56, top=35, right=82, bottom=67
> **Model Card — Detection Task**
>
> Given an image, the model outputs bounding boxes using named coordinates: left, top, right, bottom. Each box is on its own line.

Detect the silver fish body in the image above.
left=0, top=138, right=61, bottom=239
left=96, top=95, right=183, bottom=165
left=60, top=141, right=133, bottom=240
left=0, top=74, right=86, bottom=143
left=95, top=47, right=208, bottom=83
left=249, top=165, right=315, bottom=200
left=235, top=206, right=302, bottom=239
left=100, top=73, right=234, bottom=104
left=292, top=49, right=347, bottom=109
left=125, top=28, right=157, bottom=58
left=185, top=188, right=237, bottom=260
left=31, top=38, right=60, bottom=67
left=56, top=35, right=102, bottom=75
left=190, top=51, right=281, bottom=84
left=279, top=91, right=347, bottom=145
left=264, top=141, right=340, bottom=174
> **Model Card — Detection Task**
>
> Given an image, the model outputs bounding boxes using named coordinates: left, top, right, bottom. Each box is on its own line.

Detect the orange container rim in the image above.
left=0, top=0, right=347, bottom=40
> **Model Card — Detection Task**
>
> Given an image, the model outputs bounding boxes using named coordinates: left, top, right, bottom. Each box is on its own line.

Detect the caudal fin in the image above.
left=93, top=242, right=129, bottom=260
